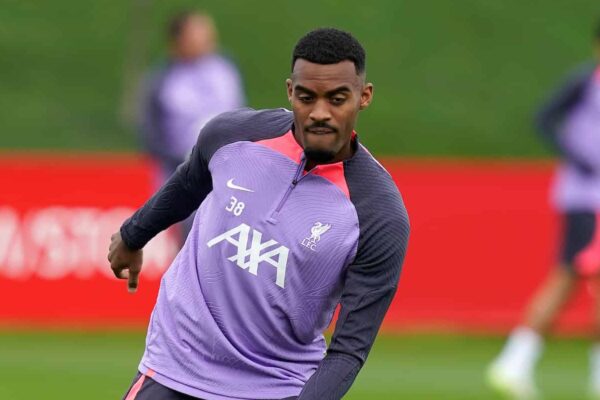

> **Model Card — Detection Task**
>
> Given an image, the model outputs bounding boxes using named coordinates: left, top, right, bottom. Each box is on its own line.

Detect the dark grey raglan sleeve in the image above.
left=298, top=148, right=410, bottom=400
left=535, top=63, right=596, bottom=173
left=120, top=119, right=214, bottom=249
left=120, top=108, right=293, bottom=250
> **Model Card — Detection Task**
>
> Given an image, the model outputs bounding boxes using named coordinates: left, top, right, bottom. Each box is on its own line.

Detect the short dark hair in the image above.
left=292, top=28, right=366, bottom=74
left=167, top=11, right=195, bottom=41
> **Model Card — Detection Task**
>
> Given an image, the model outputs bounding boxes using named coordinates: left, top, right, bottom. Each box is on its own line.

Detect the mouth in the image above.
left=307, top=128, right=335, bottom=135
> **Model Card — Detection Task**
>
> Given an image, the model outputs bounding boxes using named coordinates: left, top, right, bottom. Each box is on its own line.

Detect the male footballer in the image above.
left=109, top=28, right=410, bottom=400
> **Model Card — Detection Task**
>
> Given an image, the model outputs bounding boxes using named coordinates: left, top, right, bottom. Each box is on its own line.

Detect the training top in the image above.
left=121, top=108, right=410, bottom=400
left=536, top=62, right=600, bottom=211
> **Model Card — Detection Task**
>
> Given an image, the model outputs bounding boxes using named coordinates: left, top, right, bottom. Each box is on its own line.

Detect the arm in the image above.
left=119, top=141, right=212, bottom=250
left=122, top=107, right=290, bottom=249
left=108, top=108, right=295, bottom=291
left=534, top=65, right=595, bottom=174
left=298, top=199, right=410, bottom=400
left=108, top=121, right=214, bottom=291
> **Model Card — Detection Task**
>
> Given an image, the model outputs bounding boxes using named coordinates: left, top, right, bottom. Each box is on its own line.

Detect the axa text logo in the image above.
left=207, top=223, right=289, bottom=288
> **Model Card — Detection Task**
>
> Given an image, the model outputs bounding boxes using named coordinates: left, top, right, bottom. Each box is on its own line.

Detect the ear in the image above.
left=359, top=83, right=373, bottom=110
left=286, top=78, right=293, bottom=103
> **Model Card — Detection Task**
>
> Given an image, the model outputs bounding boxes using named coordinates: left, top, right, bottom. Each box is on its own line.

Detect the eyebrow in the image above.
left=294, top=84, right=352, bottom=96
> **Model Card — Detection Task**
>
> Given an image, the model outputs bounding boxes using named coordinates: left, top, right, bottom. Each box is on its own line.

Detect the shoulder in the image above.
left=211, top=52, right=240, bottom=68
left=197, top=108, right=294, bottom=160
left=343, top=143, right=409, bottom=271
left=344, top=144, right=407, bottom=219
left=201, top=53, right=242, bottom=78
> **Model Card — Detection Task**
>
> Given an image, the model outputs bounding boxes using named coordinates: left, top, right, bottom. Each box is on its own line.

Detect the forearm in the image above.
left=297, top=282, right=399, bottom=399
left=297, top=192, right=410, bottom=399
left=297, top=352, right=361, bottom=400
left=120, top=161, right=211, bottom=249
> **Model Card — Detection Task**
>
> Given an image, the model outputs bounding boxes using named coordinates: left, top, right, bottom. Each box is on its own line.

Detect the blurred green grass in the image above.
left=0, top=331, right=592, bottom=399
left=1, top=0, right=598, bottom=156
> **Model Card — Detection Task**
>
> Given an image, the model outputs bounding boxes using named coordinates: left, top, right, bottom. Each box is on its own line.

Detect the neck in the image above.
left=291, top=125, right=357, bottom=170
left=304, top=141, right=355, bottom=171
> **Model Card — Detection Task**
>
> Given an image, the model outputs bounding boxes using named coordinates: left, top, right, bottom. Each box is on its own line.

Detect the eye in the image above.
left=330, top=97, right=346, bottom=105
left=298, top=95, right=313, bottom=103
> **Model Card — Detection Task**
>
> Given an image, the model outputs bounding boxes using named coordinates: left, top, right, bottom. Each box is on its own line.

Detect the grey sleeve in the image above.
left=298, top=150, right=410, bottom=400
left=120, top=127, right=213, bottom=250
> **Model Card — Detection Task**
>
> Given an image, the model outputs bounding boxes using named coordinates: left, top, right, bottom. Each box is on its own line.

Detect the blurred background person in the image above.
left=488, top=19, right=600, bottom=400
left=139, top=10, right=245, bottom=243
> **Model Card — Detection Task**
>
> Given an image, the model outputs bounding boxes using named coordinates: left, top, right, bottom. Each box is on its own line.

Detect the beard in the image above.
left=304, top=146, right=336, bottom=164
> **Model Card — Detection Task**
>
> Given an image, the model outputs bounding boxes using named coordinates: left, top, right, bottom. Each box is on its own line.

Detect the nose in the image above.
left=309, top=99, right=332, bottom=122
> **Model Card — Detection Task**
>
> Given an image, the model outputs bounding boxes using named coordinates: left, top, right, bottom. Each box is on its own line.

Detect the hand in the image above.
left=108, top=231, right=143, bottom=293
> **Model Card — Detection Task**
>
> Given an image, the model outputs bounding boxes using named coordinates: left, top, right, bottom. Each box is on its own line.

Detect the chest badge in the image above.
left=301, top=222, right=332, bottom=251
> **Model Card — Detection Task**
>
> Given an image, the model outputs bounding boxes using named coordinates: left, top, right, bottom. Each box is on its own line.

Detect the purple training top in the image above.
left=536, top=63, right=600, bottom=211
left=121, top=108, right=410, bottom=399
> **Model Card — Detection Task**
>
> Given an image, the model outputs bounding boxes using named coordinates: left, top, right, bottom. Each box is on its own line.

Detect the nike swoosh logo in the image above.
left=226, top=179, right=254, bottom=192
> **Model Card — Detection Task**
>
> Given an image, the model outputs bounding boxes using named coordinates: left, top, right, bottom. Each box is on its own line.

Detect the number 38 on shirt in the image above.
left=225, top=196, right=245, bottom=216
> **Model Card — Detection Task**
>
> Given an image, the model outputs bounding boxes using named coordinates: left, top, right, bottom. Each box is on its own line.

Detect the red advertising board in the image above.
left=383, top=159, right=592, bottom=333
left=0, top=154, right=594, bottom=332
